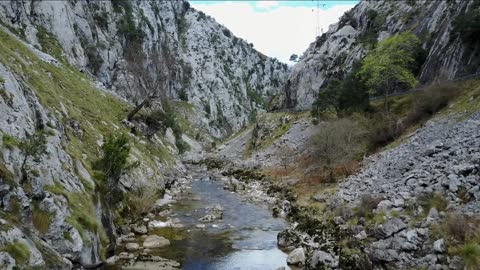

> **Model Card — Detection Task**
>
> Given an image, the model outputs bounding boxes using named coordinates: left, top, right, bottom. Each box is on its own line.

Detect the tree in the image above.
left=312, top=63, right=370, bottom=118
left=289, top=54, right=298, bottom=62
left=358, top=31, right=421, bottom=111
left=123, top=42, right=173, bottom=121
left=312, top=118, right=366, bottom=182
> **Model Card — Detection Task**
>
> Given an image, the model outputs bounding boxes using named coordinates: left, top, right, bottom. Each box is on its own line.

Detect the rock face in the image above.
left=0, top=0, right=288, bottom=137
left=0, top=15, right=181, bottom=269
left=283, top=0, right=479, bottom=109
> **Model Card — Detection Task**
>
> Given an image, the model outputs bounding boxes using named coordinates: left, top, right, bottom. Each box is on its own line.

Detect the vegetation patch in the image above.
left=36, top=26, right=66, bottom=62
left=45, top=182, right=106, bottom=244
left=0, top=156, right=15, bottom=186
left=121, top=187, right=162, bottom=221
left=1, top=240, right=30, bottom=266
left=32, top=202, right=53, bottom=236
left=2, top=132, right=22, bottom=150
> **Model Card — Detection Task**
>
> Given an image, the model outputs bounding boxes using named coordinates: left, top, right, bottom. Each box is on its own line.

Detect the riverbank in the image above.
left=106, top=163, right=291, bottom=270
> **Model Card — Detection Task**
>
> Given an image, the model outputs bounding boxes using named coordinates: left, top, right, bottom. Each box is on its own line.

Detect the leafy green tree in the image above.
left=358, top=31, right=421, bottom=111
left=312, top=64, right=370, bottom=118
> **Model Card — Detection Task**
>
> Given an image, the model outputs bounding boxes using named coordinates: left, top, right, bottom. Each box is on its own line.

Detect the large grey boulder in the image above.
left=310, top=250, right=338, bottom=268
left=376, top=218, right=407, bottom=239
left=143, top=235, right=170, bottom=249
left=433, top=239, right=445, bottom=253
left=286, top=247, right=305, bottom=266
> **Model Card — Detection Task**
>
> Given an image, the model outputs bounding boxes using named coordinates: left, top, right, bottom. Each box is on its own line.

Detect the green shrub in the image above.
left=22, top=130, right=48, bottom=162
left=93, top=11, right=109, bottom=30
left=85, top=45, right=104, bottom=75
left=363, top=112, right=402, bottom=150
left=2, top=133, right=22, bottom=150
left=204, top=103, right=211, bottom=117
left=418, top=192, right=448, bottom=212
left=178, top=89, right=188, bottom=101
left=95, top=133, right=130, bottom=180
left=453, top=2, right=480, bottom=45
left=36, top=26, right=65, bottom=62
left=145, top=105, right=182, bottom=137
left=404, top=83, right=460, bottom=126
left=312, top=64, right=370, bottom=118
left=2, top=241, right=30, bottom=266
left=175, top=138, right=190, bottom=154
left=0, top=157, right=15, bottom=186
left=122, top=187, right=162, bottom=219
left=456, top=243, right=480, bottom=269
left=247, top=89, right=266, bottom=108
left=0, top=76, right=5, bottom=83
left=117, top=3, right=144, bottom=44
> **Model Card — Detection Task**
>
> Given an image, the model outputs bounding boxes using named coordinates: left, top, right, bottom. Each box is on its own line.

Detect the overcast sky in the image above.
left=189, top=0, right=358, bottom=64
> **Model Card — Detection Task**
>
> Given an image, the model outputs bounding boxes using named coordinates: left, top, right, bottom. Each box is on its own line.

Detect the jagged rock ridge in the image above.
left=283, top=0, right=479, bottom=109
left=0, top=0, right=288, bottom=138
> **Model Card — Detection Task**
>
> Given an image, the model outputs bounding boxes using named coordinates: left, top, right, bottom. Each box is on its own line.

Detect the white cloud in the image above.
left=255, top=1, right=280, bottom=10
left=190, top=1, right=355, bottom=64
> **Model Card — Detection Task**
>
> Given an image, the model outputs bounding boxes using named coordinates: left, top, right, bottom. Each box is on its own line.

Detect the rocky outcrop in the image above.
left=283, top=0, right=479, bottom=109
left=0, top=0, right=288, bottom=137
left=0, top=24, right=182, bottom=268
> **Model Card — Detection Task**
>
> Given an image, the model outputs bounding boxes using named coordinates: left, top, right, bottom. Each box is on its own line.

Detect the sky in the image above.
left=189, top=0, right=359, bottom=64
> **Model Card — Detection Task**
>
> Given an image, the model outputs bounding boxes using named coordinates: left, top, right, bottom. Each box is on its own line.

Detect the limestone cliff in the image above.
left=283, top=0, right=479, bottom=109
left=0, top=0, right=288, bottom=138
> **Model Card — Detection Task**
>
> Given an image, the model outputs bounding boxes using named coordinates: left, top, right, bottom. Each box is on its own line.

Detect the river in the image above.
left=115, top=166, right=291, bottom=270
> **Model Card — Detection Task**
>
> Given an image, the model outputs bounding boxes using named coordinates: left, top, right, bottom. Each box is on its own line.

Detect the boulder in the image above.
left=310, top=250, right=337, bottom=268
left=376, top=218, right=407, bottom=239
left=132, top=224, right=148, bottom=235
left=105, top=255, right=119, bottom=266
left=286, top=247, right=305, bottom=266
left=143, top=235, right=170, bottom=249
left=433, top=239, right=445, bottom=253
left=354, top=230, right=367, bottom=240
left=277, top=229, right=301, bottom=248
left=125, top=243, right=140, bottom=251
left=199, top=204, right=223, bottom=222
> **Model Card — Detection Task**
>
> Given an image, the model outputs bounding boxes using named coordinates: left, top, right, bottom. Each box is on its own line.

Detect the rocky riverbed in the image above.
left=106, top=165, right=292, bottom=270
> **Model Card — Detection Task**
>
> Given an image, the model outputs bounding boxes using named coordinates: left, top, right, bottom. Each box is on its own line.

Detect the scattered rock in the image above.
left=286, top=247, right=305, bottom=266
left=118, top=252, right=135, bottom=260
left=433, top=239, right=445, bottom=253
left=376, top=218, right=407, bottom=239
left=132, top=224, right=148, bottom=235
left=310, top=250, right=337, bottom=268
left=355, top=230, right=367, bottom=240
left=143, top=235, right=170, bottom=249
left=125, top=243, right=140, bottom=251
left=311, top=194, right=328, bottom=202
left=105, top=255, right=119, bottom=266
left=199, top=204, right=223, bottom=222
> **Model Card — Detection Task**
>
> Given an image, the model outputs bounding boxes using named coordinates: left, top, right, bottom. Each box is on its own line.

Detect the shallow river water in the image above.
left=147, top=170, right=291, bottom=270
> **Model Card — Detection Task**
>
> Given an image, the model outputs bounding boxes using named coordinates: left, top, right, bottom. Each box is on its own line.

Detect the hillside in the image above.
left=1, top=0, right=480, bottom=269
left=281, top=0, right=480, bottom=109
left=0, top=0, right=288, bottom=138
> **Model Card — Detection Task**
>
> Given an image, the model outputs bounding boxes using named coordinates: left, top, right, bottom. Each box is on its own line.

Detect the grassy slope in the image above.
left=0, top=27, right=177, bottom=258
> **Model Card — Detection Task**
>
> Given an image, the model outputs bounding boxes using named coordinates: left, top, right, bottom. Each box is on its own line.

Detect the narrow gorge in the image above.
left=0, top=0, right=479, bottom=270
